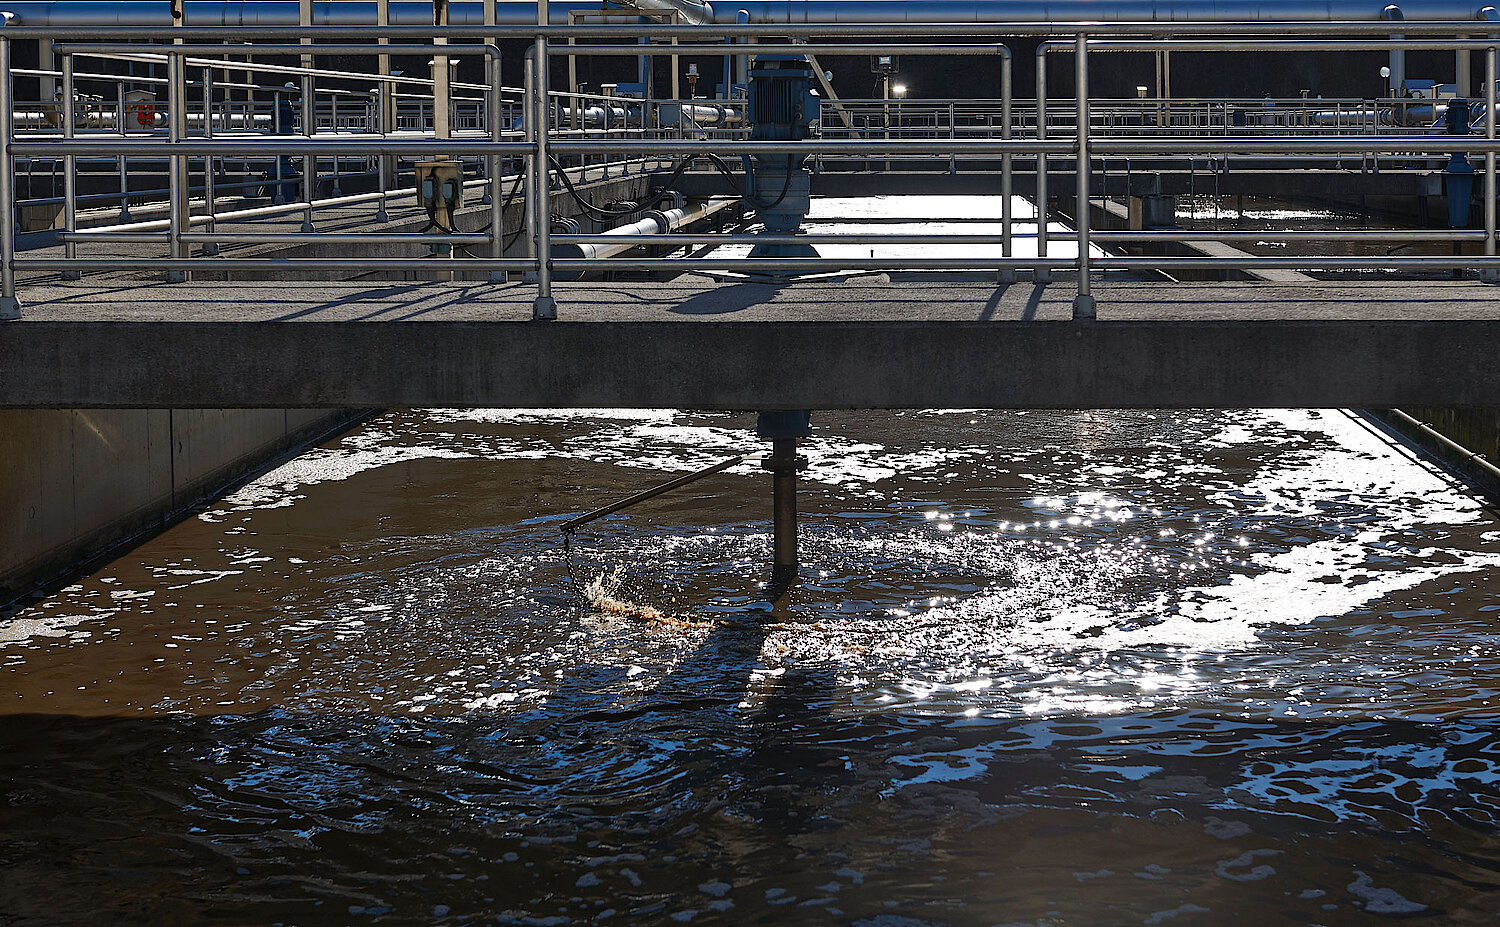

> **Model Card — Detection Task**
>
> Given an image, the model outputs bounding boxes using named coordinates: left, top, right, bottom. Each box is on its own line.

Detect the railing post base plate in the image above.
left=166, top=270, right=187, bottom=284
left=1073, top=292, right=1096, bottom=320
left=1482, top=268, right=1500, bottom=284
left=1034, top=269, right=1052, bottom=283
left=533, top=296, right=557, bottom=321
left=997, top=269, right=1017, bottom=283
left=60, top=270, right=81, bottom=281
left=0, top=296, right=20, bottom=321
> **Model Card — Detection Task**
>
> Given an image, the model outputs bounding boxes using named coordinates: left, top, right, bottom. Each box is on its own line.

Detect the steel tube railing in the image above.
left=1073, top=31, right=1093, bottom=319
left=1488, top=44, right=1497, bottom=277
left=167, top=50, right=187, bottom=281
left=28, top=22, right=1500, bottom=39
left=28, top=135, right=1500, bottom=156
left=526, top=39, right=555, bottom=320
left=1035, top=41, right=1050, bottom=282
left=1000, top=50, right=1013, bottom=282
left=24, top=255, right=1500, bottom=272
left=55, top=229, right=1491, bottom=246
left=60, top=52, right=78, bottom=279
left=201, top=65, right=217, bottom=254
left=545, top=230, right=1491, bottom=243
left=0, top=37, right=18, bottom=320
left=488, top=49, right=504, bottom=280
left=13, top=22, right=1500, bottom=322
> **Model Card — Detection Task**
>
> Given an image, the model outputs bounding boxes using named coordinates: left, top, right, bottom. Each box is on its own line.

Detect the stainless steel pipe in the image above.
left=3, top=1, right=1497, bottom=27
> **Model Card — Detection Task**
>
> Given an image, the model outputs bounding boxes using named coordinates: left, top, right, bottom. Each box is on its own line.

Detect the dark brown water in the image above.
left=6, top=408, right=1500, bottom=925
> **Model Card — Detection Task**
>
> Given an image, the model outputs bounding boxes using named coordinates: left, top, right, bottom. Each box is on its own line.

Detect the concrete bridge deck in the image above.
left=5, top=277, right=1500, bottom=409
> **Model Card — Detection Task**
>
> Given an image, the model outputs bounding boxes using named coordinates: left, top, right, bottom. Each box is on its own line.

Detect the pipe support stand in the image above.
left=762, top=439, right=806, bottom=585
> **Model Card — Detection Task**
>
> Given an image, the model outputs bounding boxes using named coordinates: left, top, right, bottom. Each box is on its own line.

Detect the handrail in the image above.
left=5, top=22, right=1500, bottom=323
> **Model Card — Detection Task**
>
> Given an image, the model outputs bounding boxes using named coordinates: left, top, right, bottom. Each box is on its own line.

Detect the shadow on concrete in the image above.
left=1022, top=283, right=1048, bottom=321
left=349, top=285, right=504, bottom=322
left=668, top=283, right=779, bottom=315
left=271, top=283, right=434, bottom=321
left=975, top=283, right=1012, bottom=321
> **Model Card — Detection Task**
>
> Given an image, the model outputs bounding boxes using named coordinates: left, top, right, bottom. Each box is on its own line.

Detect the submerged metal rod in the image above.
left=766, top=438, right=800, bottom=585
left=559, top=454, right=744, bottom=533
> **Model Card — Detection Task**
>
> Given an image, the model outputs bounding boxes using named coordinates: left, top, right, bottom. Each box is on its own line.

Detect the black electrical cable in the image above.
left=545, top=156, right=695, bottom=222
left=453, top=171, right=528, bottom=259
left=703, top=153, right=794, bottom=213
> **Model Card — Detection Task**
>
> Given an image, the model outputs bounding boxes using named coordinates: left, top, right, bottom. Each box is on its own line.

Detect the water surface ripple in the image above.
left=5, top=408, right=1500, bottom=924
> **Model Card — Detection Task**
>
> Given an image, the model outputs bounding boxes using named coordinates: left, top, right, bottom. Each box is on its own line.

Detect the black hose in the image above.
left=546, top=156, right=695, bottom=222
left=704, top=153, right=794, bottom=213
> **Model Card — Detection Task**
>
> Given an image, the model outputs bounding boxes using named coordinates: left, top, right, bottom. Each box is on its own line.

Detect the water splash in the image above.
left=582, top=566, right=716, bottom=631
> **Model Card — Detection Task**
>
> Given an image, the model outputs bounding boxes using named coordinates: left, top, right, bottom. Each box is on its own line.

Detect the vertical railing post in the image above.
left=523, top=52, right=539, bottom=283
left=1074, top=32, right=1094, bottom=319
left=201, top=66, right=218, bottom=255
left=0, top=36, right=19, bottom=320
left=489, top=48, right=505, bottom=281
left=948, top=100, right=956, bottom=174
left=1035, top=43, right=1050, bottom=283
left=1485, top=40, right=1497, bottom=281
left=376, top=0, right=391, bottom=222
left=116, top=82, right=131, bottom=221
left=433, top=0, right=451, bottom=144
left=530, top=8, right=557, bottom=320
left=273, top=88, right=286, bottom=204
left=61, top=51, right=79, bottom=280
left=999, top=47, right=1014, bottom=283
left=167, top=50, right=189, bottom=282
left=300, top=0, right=315, bottom=233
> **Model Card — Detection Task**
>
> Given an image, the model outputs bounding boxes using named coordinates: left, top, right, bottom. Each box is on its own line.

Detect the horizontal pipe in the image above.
left=51, top=42, right=500, bottom=57
left=555, top=136, right=1500, bottom=153
left=549, top=256, right=1500, bottom=269
left=12, top=138, right=534, bottom=155
left=17, top=256, right=536, bottom=269
left=25, top=255, right=1500, bottom=272
left=1384, top=408, right=1500, bottom=483
left=55, top=160, right=649, bottom=237
left=1083, top=37, right=1500, bottom=49
left=550, top=229, right=1493, bottom=244
left=555, top=43, right=1013, bottom=55
left=55, top=229, right=1489, bottom=248
left=61, top=231, right=494, bottom=243
left=6, top=5, right=1500, bottom=29
left=559, top=455, right=746, bottom=533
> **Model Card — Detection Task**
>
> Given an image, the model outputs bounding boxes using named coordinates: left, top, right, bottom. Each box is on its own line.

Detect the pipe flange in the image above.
left=760, top=454, right=808, bottom=472
left=643, top=209, right=672, bottom=233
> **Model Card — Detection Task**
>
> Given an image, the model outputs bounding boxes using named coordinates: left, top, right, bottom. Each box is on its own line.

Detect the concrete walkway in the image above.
left=12, top=277, right=1500, bottom=322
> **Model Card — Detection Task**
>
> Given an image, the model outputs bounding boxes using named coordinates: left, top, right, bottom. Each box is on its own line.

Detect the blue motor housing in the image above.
left=748, top=54, right=818, bottom=146
left=745, top=54, right=821, bottom=266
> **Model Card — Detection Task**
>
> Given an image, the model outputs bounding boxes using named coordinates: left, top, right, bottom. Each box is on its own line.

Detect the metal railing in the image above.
left=3, top=19, right=1500, bottom=322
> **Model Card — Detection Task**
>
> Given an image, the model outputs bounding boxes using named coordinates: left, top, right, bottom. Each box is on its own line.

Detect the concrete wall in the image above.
left=1, top=407, right=367, bottom=611
left=1365, top=408, right=1500, bottom=502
